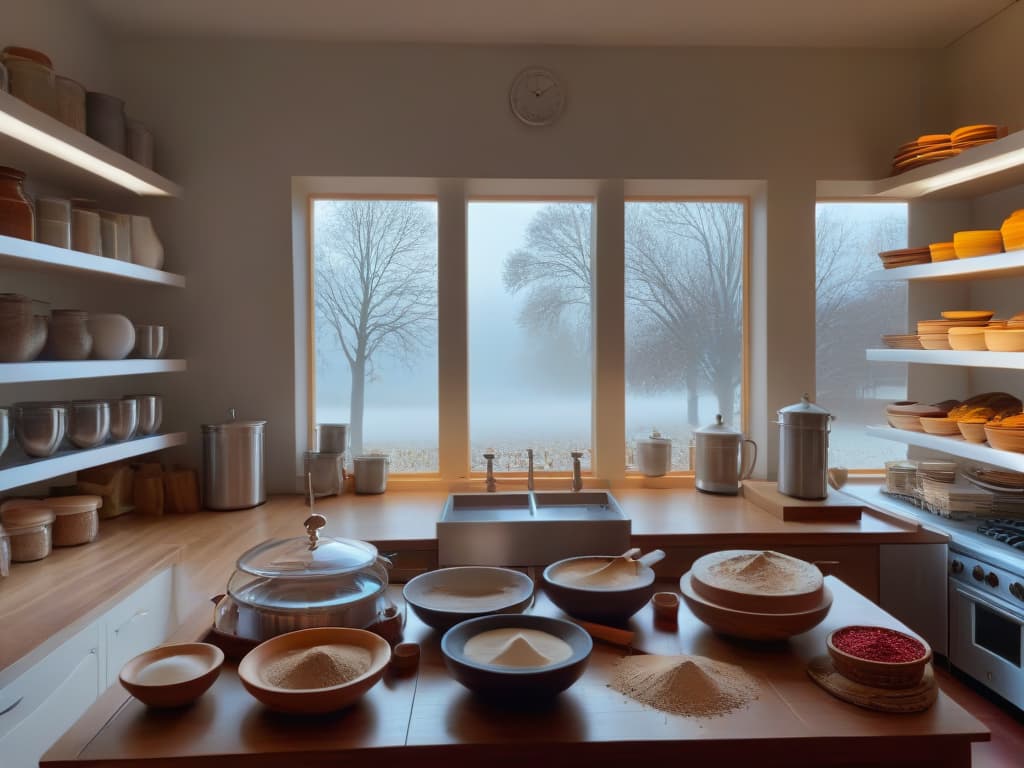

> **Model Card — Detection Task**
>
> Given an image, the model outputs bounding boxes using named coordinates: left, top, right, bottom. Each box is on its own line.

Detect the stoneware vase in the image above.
left=87, top=313, right=135, bottom=360
left=130, top=215, right=164, bottom=270
left=45, top=309, right=92, bottom=360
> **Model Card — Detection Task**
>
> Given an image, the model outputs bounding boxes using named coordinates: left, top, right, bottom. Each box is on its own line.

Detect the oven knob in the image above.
left=972, top=565, right=985, bottom=581
left=1011, top=582, right=1024, bottom=601
left=985, top=572, right=999, bottom=588
left=950, top=560, right=964, bottom=574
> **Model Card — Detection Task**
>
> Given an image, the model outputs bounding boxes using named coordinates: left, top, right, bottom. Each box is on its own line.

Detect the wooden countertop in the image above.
left=43, top=578, right=988, bottom=768
left=0, top=487, right=945, bottom=679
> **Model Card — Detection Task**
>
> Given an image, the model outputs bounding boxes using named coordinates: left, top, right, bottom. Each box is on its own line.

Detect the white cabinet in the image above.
left=0, top=567, right=176, bottom=768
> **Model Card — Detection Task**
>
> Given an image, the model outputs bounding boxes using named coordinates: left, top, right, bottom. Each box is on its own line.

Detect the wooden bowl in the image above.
left=886, top=413, right=924, bottom=431
left=441, top=614, right=591, bottom=699
left=403, top=566, right=534, bottom=630
left=984, top=426, right=1024, bottom=453
left=827, top=626, right=931, bottom=689
left=237, top=627, right=391, bottom=714
left=918, top=417, right=960, bottom=436
left=542, top=555, right=656, bottom=623
left=679, top=572, right=832, bottom=641
left=957, top=421, right=988, bottom=443
left=119, top=642, right=224, bottom=708
left=947, top=327, right=988, bottom=350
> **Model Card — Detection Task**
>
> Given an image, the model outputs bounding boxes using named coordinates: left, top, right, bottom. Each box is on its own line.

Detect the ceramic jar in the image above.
left=87, top=313, right=135, bottom=360
left=45, top=309, right=92, bottom=360
left=0, top=166, right=35, bottom=241
left=71, top=200, right=102, bottom=256
left=55, top=76, right=86, bottom=132
left=130, top=215, right=164, bottom=269
left=127, top=120, right=154, bottom=169
left=2, top=47, right=57, bottom=117
left=0, top=293, right=41, bottom=362
left=86, top=91, right=126, bottom=153
left=36, top=197, right=71, bottom=248
left=99, top=211, right=131, bottom=261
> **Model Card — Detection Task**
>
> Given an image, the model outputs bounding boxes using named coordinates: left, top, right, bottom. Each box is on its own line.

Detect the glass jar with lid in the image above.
left=0, top=503, right=55, bottom=562
left=213, top=513, right=392, bottom=643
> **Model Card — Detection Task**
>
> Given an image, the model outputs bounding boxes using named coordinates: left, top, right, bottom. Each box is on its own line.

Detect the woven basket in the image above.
left=827, top=626, right=931, bottom=690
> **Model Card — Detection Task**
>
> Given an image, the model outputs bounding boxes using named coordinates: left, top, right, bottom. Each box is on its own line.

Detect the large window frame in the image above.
left=296, top=178, right=752, bottom=489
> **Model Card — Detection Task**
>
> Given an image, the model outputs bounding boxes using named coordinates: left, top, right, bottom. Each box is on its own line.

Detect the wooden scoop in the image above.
left=573, top=549, right=666, bottom=585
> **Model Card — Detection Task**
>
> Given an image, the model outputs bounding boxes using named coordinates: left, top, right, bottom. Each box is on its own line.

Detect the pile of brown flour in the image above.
left=263, top=644, right=372, bottom=689
left=611, top=654, right=759, bottom=717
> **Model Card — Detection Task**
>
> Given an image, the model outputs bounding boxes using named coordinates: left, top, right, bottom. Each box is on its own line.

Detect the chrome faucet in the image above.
left=483, top=452, right=496, bottom=492
left=571, top=451, right=583, bottom=492
left=526, top=448, right=535, bottom=491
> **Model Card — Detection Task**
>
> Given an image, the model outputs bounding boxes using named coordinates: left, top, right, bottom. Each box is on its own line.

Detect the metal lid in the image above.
left=778, top=394, right=832, bottom=426
left=695, top=414, right=743, bottom=438
left=201, top=407, right=266, bottom=433
left=235, top=514, right=377, bottom=578
left=638, top=429, right=672, bottom=444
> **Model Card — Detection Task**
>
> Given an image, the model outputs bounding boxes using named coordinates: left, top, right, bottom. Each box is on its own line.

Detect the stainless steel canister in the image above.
left=776, top=394, right=832, bottom=500
left=202, top=408, right=266, bottom=510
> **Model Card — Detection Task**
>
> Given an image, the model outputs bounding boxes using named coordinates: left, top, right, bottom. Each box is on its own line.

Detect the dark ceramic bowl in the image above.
left=542, top=555, right=656, bottom=624
left=403, top=566, right=534, bottom=631
left=441, top=614, right=592, bottom=700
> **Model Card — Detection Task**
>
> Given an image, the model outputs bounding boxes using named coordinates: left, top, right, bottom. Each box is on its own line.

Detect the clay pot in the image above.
left=87, top=313, right=135, bottom=360
left=45, top=310, right=92, bottom=360
left=130, top=216, right=164, bottom=269
left=0, top=294, right=37, bottom=362
left=86, top=92, right=126, bottom=153
left=0, top=166, right=34, bottom=241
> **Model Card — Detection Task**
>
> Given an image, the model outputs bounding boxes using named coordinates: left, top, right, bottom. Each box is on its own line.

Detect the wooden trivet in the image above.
left=807, top=656, right=937, bottom=713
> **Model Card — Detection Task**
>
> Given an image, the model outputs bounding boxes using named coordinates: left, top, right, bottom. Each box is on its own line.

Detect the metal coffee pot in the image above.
left=776, top=394, right=832, bottom=500
left=694, top=414, right=757, bottom=495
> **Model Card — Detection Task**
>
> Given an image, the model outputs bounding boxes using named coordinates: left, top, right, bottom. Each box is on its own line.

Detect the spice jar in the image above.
left=46, top=494, right=101, bottom=546
left=0, top=166, right=35, bottom=241
left=0, top=525, right=10, bottom=577
left=0, top=504, right=55, bottom=562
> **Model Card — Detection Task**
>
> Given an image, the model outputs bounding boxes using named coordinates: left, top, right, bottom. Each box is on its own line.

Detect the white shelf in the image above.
left=0, top=359, right=186, bottom=384
left=0, top=90, right=180, bottom=197
left=0, top=235, right=185, bottom=287
left=818, top=129, right=1024, bottom=200
left=865, top=425, right=1024, bottom=473
left=865, top=249, right=1024, bottom=283
left=866, top=348, right=1024, bottom=369
left=0, top=432, right=187, bottom=492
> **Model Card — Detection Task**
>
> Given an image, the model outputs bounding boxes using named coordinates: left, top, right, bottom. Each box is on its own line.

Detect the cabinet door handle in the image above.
left=0, top=697, right=22, bottom=717
left=114, top=609, right=150, bottom=635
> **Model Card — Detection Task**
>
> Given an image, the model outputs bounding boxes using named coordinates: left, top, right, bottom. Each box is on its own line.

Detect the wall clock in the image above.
left=509, top=67, right=565, bottom=127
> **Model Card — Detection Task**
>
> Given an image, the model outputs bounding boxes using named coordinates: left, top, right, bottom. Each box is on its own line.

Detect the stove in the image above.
left=976, top=519, right=1024, bottom=550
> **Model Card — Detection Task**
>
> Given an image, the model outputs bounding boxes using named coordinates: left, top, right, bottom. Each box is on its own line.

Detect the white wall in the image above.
left=102, top=36, right=950, bottom=491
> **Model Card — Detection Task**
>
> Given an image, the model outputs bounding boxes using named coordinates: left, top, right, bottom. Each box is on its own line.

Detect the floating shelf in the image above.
left=818, top=129, right=1024, bottom=200
left=0, top=234, right=185, bottom=287
left=865, top=425, right=1024, bottom=473
left=0, top=90, right=181, bottom=197
left=865, top=249, right=1024, bottom=283
left=866, top=349, right=1024, bottom=370
left=0, top=359, right=186, bottom=384
left=0, top=432, right=187, bottom=492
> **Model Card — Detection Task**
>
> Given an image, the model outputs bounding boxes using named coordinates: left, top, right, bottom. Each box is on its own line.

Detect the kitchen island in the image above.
left=42, top=579, right=987, bottom=768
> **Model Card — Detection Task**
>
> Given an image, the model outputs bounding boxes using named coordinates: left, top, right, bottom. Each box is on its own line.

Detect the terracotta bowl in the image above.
left=678, top=572, right=832, bottom=641
left=886, top=414, right=924, bottom=432
left=441, top=614, right=592, bottom=700
left=237, top=627, right=391, bottom=714
left=918, top=417, right=961, bottom=436
left=119, top=642, right=224, bottom=708
left=957, top=421, right=988, bottom=443
left=984, top=329, right=1024, bottom=352
left=403, top=566, right=534, bottom=630
left=985, top=426, right=1024, bottom=453
left=827, top=625, right=931, bottom=689
left=947, top=327, right=987, bottom=351
left=542, top=555, right=656, bottom=624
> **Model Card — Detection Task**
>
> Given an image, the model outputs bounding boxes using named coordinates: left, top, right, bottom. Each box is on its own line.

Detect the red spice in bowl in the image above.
left=826, top=625, right=931, bottom=689
left=831, top=625, right=926, bottom=664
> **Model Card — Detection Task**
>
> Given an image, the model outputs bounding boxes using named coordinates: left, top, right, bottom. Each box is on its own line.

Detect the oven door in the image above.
left=950, top=579, right=1024, bottom=709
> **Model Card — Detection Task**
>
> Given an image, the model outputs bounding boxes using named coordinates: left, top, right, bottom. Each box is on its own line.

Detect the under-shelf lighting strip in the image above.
left=0, top=111, right=169, bottom=196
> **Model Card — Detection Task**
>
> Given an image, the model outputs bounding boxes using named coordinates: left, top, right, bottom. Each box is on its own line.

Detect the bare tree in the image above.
left=314, top=201, right=436, bottom=455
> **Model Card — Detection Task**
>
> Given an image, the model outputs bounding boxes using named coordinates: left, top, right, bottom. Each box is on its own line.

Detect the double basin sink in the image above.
left=437, top=491, right=631, bottom=567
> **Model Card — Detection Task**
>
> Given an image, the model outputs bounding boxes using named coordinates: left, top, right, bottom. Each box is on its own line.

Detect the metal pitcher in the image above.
left=694, top=414, right=757, bottom=495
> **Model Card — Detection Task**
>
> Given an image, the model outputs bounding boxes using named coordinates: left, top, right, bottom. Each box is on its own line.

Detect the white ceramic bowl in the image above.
left=87, top=313, right=135, bottom=360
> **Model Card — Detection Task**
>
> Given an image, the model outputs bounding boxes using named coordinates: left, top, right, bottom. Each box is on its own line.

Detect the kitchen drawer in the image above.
left=104, top=567, right=175, bottom=687
left=0, top=622, right=101, bottom=768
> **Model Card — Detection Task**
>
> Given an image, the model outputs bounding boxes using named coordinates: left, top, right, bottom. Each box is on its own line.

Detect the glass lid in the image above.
left=236, top=514, right=378, bottom=578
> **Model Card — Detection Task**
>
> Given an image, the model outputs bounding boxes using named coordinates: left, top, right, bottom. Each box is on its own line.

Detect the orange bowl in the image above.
left=957, top=421, right=988, bottom=443
left=985, top=426, right=1024, bottom=453
left=919, top=417, right=960, bottom=436
left=984, top=329, right=1024, bottom=352
left=948, top=327, right=988, bottom=350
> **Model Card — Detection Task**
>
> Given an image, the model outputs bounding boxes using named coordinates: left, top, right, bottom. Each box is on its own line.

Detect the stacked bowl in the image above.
left=679, top=550, right=832, bottom=641
left=985, top=413, right=1024, bottom=453
left=953, top=230, right=1004, bottom=259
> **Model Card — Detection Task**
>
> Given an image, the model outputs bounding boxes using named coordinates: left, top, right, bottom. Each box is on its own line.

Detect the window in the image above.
left=815, top=201, right=909, bottom=469
left=310, top=198, right=439, bottom=472
left=624, top=200, right=746, bottom=471
left=467, top=200, right=594, bottom=472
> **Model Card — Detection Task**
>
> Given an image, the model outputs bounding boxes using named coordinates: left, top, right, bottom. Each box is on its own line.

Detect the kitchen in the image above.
left=2, top=0, right=1024, bottom=766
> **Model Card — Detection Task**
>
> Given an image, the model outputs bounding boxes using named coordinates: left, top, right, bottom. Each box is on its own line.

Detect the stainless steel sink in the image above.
left=437, top=490, right=630, bottom=567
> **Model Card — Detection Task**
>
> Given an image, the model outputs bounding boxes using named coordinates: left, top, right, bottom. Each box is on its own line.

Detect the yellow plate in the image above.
left=941, top=311, right=994, bottom=320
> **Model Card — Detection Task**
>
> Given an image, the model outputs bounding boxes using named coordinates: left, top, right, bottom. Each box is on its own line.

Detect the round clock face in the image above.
left=509, top=67, right=565, bottom=127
